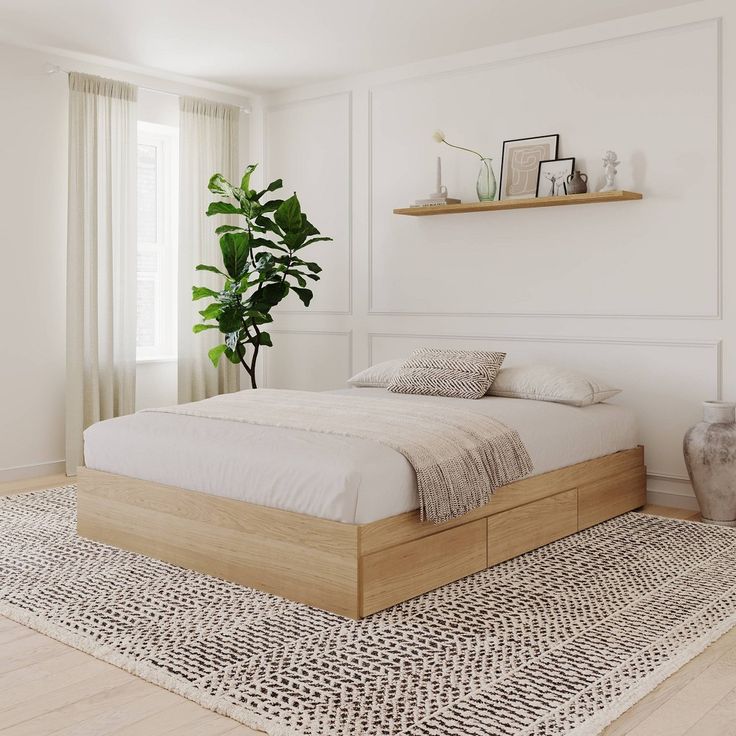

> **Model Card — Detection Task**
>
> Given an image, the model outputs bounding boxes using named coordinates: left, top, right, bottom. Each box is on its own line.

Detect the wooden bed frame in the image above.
left=77, top=446, right=646, bottom=619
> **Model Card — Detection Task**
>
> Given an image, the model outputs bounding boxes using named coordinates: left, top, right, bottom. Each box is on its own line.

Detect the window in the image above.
left=136, top=121, right=178, bottom=361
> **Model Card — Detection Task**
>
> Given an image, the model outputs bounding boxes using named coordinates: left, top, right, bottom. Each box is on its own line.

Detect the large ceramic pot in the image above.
left=683, top=401, right=736, bottom=526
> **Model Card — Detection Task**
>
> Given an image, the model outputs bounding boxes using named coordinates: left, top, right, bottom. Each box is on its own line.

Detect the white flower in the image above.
left=432, top=129, right=446, bottom=143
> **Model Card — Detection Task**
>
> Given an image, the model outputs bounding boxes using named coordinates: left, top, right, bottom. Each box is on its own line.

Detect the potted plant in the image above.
left=192, top=164, right=331, bottom=388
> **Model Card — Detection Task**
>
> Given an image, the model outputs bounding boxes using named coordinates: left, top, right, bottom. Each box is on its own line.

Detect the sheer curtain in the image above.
left=65, top=72, right=137, bottom=475
left=178, top=97, right=240, bottom=403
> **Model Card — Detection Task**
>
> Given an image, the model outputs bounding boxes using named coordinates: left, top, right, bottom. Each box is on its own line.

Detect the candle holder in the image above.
left=412, top=156, right=460, bottom=207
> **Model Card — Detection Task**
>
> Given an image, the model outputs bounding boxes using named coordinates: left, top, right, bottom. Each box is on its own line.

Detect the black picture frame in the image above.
left=499, top=134, right=559, bottom=200
left=536, top=157, right=575, bottom=197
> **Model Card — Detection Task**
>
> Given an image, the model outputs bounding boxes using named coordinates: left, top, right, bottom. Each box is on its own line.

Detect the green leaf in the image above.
left=196, top=264, right=227, bottom=276
left=219, top=232, right=250, bottom=279
left=266, top=179, right=283, bottom=192
left=248, top=237, right=273, bottom=248
left=286, top=270, right=307, bottom=287
left=207, top=201, right=241, bottom=217
left=208, top=344, right=227, bottom=367
left=192, top=286, right=219, bottom=301
left=199, top=303, right=222, bottom=320
left=240, top=164, right=258, bottom=192
left=245, top=310, right=273, bottom=325
left=292, top=287, right=313, bottom=307
left=255, top=214, right=282, bottom=235
left=257, top=331, right=273, bottom=347
left=302, top=261, right=322, bottom=273
left=283, top=230, right=307, bottom=249
left=217, top=302, right=245, bottom=332
left=215, top=224, right=245, bottom=235
left=251, top=281, right=290, bottom=311
left=257, top=199, right=285, bottom=214
left=298, top=236, right=333, bottom=249
left=193, top=323, right=219, bottom=333
left=225, top=346, right=244, bottom=364
left=208, top=173, right=234, bottom=197
left=300, top=215, right=320, bottom=236
left=274, top=194, right=302, bottom=233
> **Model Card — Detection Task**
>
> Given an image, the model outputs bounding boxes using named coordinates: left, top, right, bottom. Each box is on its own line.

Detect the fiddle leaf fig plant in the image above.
left=193, top=164, right=331, bottom=388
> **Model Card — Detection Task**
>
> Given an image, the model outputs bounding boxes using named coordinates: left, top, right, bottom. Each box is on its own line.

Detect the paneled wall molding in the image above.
left=367, top=18, right=722, bottom=320
left=367, top=331, right=721, bottom=484
left=260, top=1, right=735, bottom=509
left=264, top=91, right=354, bottom=316
left=366, top=331, right=722, bottom=376
left=263, top=329, right=354, bottom=389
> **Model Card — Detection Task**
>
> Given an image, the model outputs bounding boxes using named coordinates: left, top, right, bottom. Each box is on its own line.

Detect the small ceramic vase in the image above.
left=683, top=401, right=736, bottom=526
left=566, top=171, right=588, bottom=195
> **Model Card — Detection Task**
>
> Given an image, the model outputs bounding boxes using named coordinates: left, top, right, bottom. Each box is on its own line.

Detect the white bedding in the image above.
left=83, top=388, right=639, bottom=524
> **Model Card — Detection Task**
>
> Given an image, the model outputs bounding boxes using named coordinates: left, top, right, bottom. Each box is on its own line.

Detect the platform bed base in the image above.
left=77, top=447, right=646, bottom=619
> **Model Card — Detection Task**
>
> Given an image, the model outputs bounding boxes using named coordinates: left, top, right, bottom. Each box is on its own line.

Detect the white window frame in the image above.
left=136, top=121, right=178, bottom=363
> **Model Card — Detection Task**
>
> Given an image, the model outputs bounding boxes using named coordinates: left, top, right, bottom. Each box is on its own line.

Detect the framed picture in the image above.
left=536, top=157, right=575, bottom=197
left=499, top=134, right=559, bottom=200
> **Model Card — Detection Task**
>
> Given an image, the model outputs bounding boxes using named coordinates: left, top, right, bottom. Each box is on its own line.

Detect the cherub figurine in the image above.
left=599, top=150, right=620, bottom=192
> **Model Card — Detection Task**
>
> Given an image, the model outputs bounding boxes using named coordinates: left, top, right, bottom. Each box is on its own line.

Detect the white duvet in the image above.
left=83, top=388, right=639, bottom=524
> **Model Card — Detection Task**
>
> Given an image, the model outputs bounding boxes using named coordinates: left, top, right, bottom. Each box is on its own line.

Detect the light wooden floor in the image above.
left=1, top=477, right=735, bottom=735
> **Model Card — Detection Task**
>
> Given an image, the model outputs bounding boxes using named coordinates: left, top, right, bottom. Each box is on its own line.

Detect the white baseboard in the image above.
left=0, top=460, right=67, bottom=483
left=646, top=490, right=700, bottom=511
left=646, top=472, right=699, bottom=511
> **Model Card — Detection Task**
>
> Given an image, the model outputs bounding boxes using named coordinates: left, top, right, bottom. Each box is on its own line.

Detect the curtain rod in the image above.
left=44, top=63, right=251, bottom=113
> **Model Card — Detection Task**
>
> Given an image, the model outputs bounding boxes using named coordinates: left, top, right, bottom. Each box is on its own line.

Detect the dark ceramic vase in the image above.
left=565, top=171, right=588, bottom=195
left=683, top=401, right=736, bottom=526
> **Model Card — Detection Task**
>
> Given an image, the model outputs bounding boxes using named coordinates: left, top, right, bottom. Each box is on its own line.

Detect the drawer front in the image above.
left=487, top=489, right=578, bottom=566
left=361, top=519, right=487, bottom=616
left=578, top=465, right=647, bottom=530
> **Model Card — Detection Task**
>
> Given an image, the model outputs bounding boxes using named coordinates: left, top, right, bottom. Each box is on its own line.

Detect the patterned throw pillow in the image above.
left=387, top=348, right=506, bottom=400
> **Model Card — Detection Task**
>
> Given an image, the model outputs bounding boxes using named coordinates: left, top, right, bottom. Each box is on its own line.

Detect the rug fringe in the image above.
left=0, top=602, right=305, bottom=736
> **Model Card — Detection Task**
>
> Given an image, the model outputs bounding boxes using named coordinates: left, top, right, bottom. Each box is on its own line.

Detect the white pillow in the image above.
left=347, top=359, right=404, bottom=388
left=489, top=364, right=620, bottom=407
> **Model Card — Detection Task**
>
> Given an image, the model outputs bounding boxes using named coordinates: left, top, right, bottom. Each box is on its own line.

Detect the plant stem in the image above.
left=238, top=351, right=257, bottom=389
left=250, top=323, right=261, bottom=389
left=442, top=139, right=485, bottom=160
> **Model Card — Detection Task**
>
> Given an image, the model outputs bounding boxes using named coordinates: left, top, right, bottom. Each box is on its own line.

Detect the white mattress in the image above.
left=83, top=388, right=639, bottom=524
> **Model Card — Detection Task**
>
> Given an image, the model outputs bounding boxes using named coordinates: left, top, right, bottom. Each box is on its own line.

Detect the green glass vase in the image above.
left=476, top=158, right=497, bottom=201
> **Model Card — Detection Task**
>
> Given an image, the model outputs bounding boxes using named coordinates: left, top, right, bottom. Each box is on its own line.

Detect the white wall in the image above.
left=259, top=0, right=733, bottom=509
left=0, top=41, right=252, bottom=481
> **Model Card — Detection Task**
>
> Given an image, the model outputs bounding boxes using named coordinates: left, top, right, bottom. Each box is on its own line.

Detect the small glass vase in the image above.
left=476, top=158, right=497, bottom=202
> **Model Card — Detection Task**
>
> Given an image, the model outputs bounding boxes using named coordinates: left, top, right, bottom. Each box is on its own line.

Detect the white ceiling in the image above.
left=0, top=0, right=699, bottom=92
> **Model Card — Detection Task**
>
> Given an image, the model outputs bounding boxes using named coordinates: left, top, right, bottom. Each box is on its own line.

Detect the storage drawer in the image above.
left=487, top=489, right=578, bottom=566
left=578, top=465, right=647, bottom=529
left=361, top=519, right=487, bottom=616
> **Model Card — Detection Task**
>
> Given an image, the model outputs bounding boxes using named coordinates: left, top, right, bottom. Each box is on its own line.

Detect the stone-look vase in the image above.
left=566, top=171, right=588, bottom=194
left=683, top=401, right=736, bottom=526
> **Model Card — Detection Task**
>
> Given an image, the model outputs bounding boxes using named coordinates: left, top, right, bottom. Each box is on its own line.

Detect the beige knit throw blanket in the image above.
left=146, top=389, right=533, bottom=523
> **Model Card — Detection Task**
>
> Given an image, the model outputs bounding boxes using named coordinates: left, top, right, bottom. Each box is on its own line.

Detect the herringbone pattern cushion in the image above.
left=388, top=348, right=506, bottom=399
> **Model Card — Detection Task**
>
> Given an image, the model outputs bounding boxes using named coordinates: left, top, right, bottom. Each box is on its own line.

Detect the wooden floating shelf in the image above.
left=393, top=190, right=643, bottom=216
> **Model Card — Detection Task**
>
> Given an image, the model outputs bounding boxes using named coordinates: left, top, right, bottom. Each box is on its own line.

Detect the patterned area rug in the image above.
left=2, top=487, right=736, bottom=736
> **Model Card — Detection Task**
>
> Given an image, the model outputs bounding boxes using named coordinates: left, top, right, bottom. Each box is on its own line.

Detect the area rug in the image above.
left=2, top=488, right=736, bottom=736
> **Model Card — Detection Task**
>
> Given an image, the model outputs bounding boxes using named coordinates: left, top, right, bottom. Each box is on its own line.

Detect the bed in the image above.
left=78, top=387, right=646, bottom=618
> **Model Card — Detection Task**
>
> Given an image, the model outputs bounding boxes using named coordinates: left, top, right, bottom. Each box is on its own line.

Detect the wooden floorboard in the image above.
left=0, top=478, right=732, bottom=734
